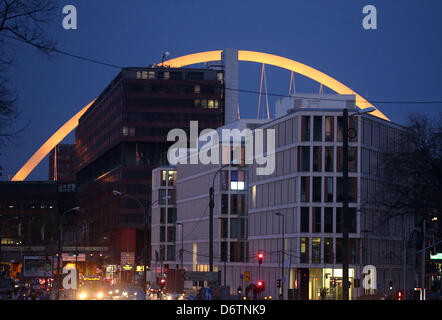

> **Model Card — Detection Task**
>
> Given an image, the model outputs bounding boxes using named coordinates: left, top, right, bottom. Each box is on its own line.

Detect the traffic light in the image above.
left=159, top=278, right=166, bottom=287
left=397, top=290, right=403, bottom=300
left=237, top=286, right=242, bottom=295
left=276, top=279, right=281, bottom=288
left=389, top=280, right=393, bottom=290
left=258, top=252, right=264, bottom=265
left=257, top=280, right=265, bottom=292
left=331, top=278, right=337, bottom=287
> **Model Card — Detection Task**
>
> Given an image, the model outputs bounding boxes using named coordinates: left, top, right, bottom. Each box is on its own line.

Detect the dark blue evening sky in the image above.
left=1, top=0, right=441, bottom=180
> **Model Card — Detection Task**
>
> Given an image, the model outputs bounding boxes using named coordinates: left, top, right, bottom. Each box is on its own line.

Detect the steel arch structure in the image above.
left=11, top=50, right=389, bottom=181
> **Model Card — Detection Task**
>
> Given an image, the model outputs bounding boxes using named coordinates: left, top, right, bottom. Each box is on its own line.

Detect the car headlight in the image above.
left=97, top=292, right=103, bottom=299
left=79, top=292, right=87, bottom=300
left=108, top=291, right=113, bottom=295
left=122, top=291, right=128, bottom=296
left=134, top=292, right=137, bottom=296
left=115, top=289, right=119, bottom=294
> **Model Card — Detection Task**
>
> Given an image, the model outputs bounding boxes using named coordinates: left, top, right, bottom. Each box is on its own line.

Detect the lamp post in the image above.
left=342, top=106, right=375, bottom=300
left=57, top=207, right=80, bottom=300
left=209, top=162, right=235, bottom=273
left=176, top=223, right=184, bottom=270
left=112, top=190, right=170, bottom=298
left=274, top=212, right=284, bottom=300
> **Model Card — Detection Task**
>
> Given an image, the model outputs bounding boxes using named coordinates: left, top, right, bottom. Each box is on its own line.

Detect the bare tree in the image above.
left=377, top=113, right=442, bottom=224
left=0, top=0, right=58, bottom=154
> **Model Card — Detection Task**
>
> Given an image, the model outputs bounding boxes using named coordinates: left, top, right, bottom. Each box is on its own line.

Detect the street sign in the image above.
left=244, top=271, right=251, bottom=282
left=182, top=271, right=219, bottom=282
left=281, top=277, right=286, bottom=283
left=240, top=274, right=244, bottom=280
left=430, top=253, right=442, bottom=260
left=121, top=252, right=135, bottom=266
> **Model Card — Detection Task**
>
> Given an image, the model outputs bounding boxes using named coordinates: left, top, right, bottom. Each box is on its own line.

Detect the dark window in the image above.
left=312, top=207, right=321, bottom=233
left=301, top=207, right=309, bottom=233
left=313, top=146, right=322, bottom=172
left=301, top=116, right=311, bottom=141
left=167, top=208, right=177, bottom=223
left=336, top=208, right=342, bottom=233
left=325, top=177, right=333, bottom=202
left=336, top=177, right=357, bottom=203
left=221, top=194, right=228, bottom=214
left=313, top=177, right=321, bottom=202
left=299, top=146, right=310, bottom=172
left=220, top=218, right=228, bottom=238
left=324, top=208, right=333, bottom=233
left=325, top=147, right=333, bottom=172
left=336, top=238, right=342, bottom=264
left=313, top=116, right=322, bottom=141
left=220, top=241, right=228, bottom=262
left=230, top=218, right=245, bottom=238
left=301, top=176, right=310, bottom=202
left=324, top=238, right=333, bottom=264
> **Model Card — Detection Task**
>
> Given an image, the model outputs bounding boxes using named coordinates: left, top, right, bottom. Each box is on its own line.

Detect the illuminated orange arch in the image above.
left=12, top=50, right=388, bottom=181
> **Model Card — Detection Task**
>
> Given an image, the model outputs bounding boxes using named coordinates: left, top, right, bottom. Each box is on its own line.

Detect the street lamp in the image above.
left=57, top=206, right=80, bottom=300
left=209, top=161, right=236, bottom=273
left=112, top=190, right=170, bottom=298
left=176, top=223, right=184, bottom=270
left=342, top=106, right=375, bottom=300
left=273, top=212, right=285, bottom=300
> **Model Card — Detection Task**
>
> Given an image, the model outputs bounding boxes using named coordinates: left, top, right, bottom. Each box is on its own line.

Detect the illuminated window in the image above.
left=167, top=170, right=176, bottom=186
left=208, top=100, right=215, bottom=108
left=194, top=85, right=201, bottom=94
left=230, top=171, right=245, bottom=190
left=164, top=72, right=170, bottom=80
left=142, top=71, right=148, bottom=79
left=312, top=238, right=321, bottom=263
left=161, top=171, right=167, bottom=186
left=148, top=71, right=155, bottom=79
left=300, top=238, right=309, bottom=263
